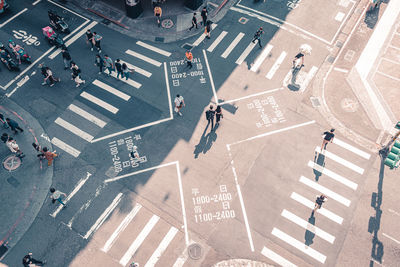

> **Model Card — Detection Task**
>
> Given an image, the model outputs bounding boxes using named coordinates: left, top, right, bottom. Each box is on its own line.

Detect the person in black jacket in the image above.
left=61, top=48, right=71, bottom=70
left=22, top=252, right=46, bottom=266
left=205, top=105, right=215, bottom=130
left=6, top=118, right=23, bottom=134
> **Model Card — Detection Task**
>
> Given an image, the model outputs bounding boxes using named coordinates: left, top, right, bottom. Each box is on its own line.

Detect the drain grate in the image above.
left=188, top=243, right=202, bottom=260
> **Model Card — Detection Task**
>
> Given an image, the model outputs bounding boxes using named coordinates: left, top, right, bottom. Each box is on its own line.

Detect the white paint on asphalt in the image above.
left=0, top=8, right=28, bottom=28
left=333, top=138, right=371, bottom=159
left=207, top=31, right=227, bottom=52
left=47, top=0, right=89, bottom=20
left=281, top=209, right=335, bottom=244
left=144, top=227, right=179, bottom=267
left=203, top=50, right=219, bottom=104
left=382, top=233, right=400, bottom=245
left=192, top=24, right=218, bottom=46
left=221, top=32, right=245, bottom=58
left=136, top=41, right=171, bottom=57
left=250, top=44, right=273, bottom=72
left=315, top=146, right=364, bottom=174
left=119, top=60, right=152, bottom=77
left=299, top=176, right=351, bottom=207
left=300, top=66, right=318, bottom=93
left=68, top=104, right=107, bottom=128
left=172, top=240, right=193, bottom=267
left=106, top=72, right=141, bottom=89
left=80, top=92, right=119, bottom=114
left=335, top=12, right=345, bottom=22
left=84, top=193, right=123, bottom=239
left=119, top=215, right=160, bottom=266
left=261, top=246, right=297, bottom=267
left=376, top=70, right=400, bottom=82
left=125, top=49, right=162, bottom=67
left=51, top=137, right=81, bottom=157
left=55, top=117, right=94, bottom=142
left=235, top=41, right=257, bottom=65
left=333, top=67, right=349, bottom=73
left=266, top=51, right=287, bottom=79
left=93, top=80, right=131, bottom=100
left=175, top=161, right=189, bottom=246
left=271, top=228, right=327, bottom=263
left=32, top=0, right=41, bottom=5
left=164, top=62, right=174, bottom=119
left=218, top=87, right=283, bottom=105
left=102, top=203, right=142, bottom=253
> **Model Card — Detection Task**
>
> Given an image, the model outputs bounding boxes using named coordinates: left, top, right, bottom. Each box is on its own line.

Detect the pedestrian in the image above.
left=0, top=113, right=8, bottom=129
left=122, top=63, right=133, bottom=80
left=72, top=73, right=86, bottom=87
left=43, top=67, right=60, bottom=87
left=115, top=59, right=123, bottom=79
left=86, top=29, right=94, bottom=51
left=6, top=137, right=25, bottom=159
left=215, top=105, right=223, bottom=125
left=312, top=194, right=327, bottom=215
left=185, top=50, right=193, bottom=68
left=205, top=105, right=215, bottom=130
left=70, top=61, right=81, bottom=77
left=104, top=55, right=114, bottom=76
left=92, top=32, right=102, bottom=53
left=42, top=146, right=58, bottom=166
left=292, top=51, right=304, bottom=70
left=49, top=187, right=67, bottom=206
left=252, top=27, right=264, bottom=48
left=174, top=94, right=185, bottom=116
left=22, top=252, right=46, bottom=267
left=94, top=54, right=104, bottom=74
left=6, top=118, right=23, bottom=134
left=32, top=142, right=45, bottom=160
left=321, top=128, right=335, bottom=150
left=1, top=133, right=9, bottom=143
left=201, top=6, right=207, bottom=26
left=154, top=5, right=162, bottom=27
left=189, top=12, right=198, bottom=30
left=61, top=48, right=71, bottom=70
left=205, top=21, right=211, bottom=39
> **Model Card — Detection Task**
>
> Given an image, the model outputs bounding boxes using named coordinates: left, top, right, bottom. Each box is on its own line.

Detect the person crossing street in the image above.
left=321, top=128, right=335, bottom=150
left=312, top=194, right=327, bottom=215
left=205, top=105, right=216, bottom=130
left=49, top=187, right=67, bottom=207
left=174, top=94, right=185, bottom=116
left=61, top=48, right=71, bottom=70
left=252, top=27, right=264, bottom=48
left=185, top=50, right=193, bottom=68
left=189, top=12, right=198, bottom=30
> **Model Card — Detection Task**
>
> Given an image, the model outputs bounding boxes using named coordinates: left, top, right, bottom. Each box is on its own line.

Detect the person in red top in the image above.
left=42, top=146, right=58, bottom=166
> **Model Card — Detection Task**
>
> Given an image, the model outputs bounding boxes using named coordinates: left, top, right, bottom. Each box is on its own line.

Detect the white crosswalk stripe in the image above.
left=300, top=66, right=318, bottom=92
left=266, top=51, right=287, bottom=79
left=54, top=117, right=94, bottom=142
left=207, top=31, right=227, bottom=52
left=136, top=41, right=171, bottom=57
left=104, top=71, right=142, bottom=89
left=333, top=138, right=371, bottom=159
left=261, top=246, right=297, bottom=267
left=192, top=24, right=218, bottom=46
left=125, top=49, right=162, bottom=67
left=250, top=44, right=273, bottom=72
left=51, top=137, right=81, bottom=157
left=68, top=104, right=107, bottom=128
left=221, top=32, right=245, bottom=58
left=119, top=60, right=152, bottom=78
left=315, top=146, right=364, bottom=174
left=80, top=92, right=119, bottom=114
left=144, top=227, right=179, bottom=267
left=235, top=41, right=257, bottom=65
left=93, top=80, right=131, bottom=100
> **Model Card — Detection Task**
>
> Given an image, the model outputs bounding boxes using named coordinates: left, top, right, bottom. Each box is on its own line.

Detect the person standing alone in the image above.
left=174, top=94, right=185, bottom=116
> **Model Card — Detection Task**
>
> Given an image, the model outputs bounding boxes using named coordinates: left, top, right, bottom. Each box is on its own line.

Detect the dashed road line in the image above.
left=80, top=92, right=119, bottom=114
left=68, top=104, right=107, bottom=128
left=207, top=31, right=228, bottom=52
left=266, top=51, right=287, bottom=79
left=221, top=32, right=245, bottom=58
left=136, top=41, right=171, bottom=57
left=55, top=117, right=94, bottom=142
left=144, top=227, right=179, bottom=267
left=315, top=146, right=364, bottom=174
left=261, top=246, right=297, bottom=267
left=51, top=137, right=81, bottom=157
left=92, top=80, right=131, bottom=100
left=125, top=49, right=162, bottom=67
left=250, top=44, right=273, bottom=72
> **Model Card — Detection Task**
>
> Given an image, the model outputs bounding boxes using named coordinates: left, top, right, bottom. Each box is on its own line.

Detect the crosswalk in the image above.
left=47, top=41, right=171, bottom=157
left=260, top=138, right=372, bottom=266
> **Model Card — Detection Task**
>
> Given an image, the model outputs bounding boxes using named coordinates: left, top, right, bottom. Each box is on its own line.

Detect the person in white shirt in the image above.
left=49, top=187, right=67, bottom=206
left=174, top=94, right=185, bottom=116
left=6, top=137, right=25, bottom=159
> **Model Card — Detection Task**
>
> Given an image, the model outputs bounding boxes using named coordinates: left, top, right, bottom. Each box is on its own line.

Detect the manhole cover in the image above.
left=310, top=96, right=321, bottom=107
left=238, top=17, right=248, bottom=24
left=341, top=98, right=359, bottom=112
left=162, top=19, right=174, bottom=29
left=3, top=156, right=21, bottom=171
left=188, top=243, right=202, bottom=260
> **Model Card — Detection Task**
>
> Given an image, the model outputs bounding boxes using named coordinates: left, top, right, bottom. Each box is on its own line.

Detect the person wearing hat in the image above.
left=252, top=27, right=264, bottom=48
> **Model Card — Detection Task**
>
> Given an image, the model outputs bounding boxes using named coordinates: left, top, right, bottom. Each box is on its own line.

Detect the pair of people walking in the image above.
left=40, top=64, right=60, bottom=87
left=86, top=29, right=102, bottom=53
left=205, top=105, right=223, bottom=130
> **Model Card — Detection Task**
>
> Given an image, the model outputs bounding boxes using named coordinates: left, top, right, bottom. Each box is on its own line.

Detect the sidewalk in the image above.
left=0, top=97, right=53, bottom=260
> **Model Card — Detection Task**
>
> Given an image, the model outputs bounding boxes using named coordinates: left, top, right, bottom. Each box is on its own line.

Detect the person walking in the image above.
left=252, top=27, right=264, bottom=48
left=49, top=187, right=67, bottom=206
left=6, top=137, right=25, bottom=159
left=43, top=66, right=60, bottom=87
left=115, top=59, right=123, bottom=79
left=1, top=133, right=9, bottom=143
left=201, top=6, right=207, bottom=26
left=104, top=55, right=114, bottom=76
left=85, top=29, right=94, bottom=51
left=42, top=146, right=58, bottom=166
left=154, top=5, right=162, bottom=27
left=0, top=113, right=8, bottom=129
left=122, top=63, right=133, bottom=80
left=205, top=105, right=215, bottom=130
left=6, top=118, right=23, bottom=134
left=72, top=73, right=86, bottom=87
left=189, top=13, right=198, bottom=30
left=321, top=128, right=335, bottom=150
left=61, top=48, right=71, bottom=70
left=215, top=105, right=223, bottom=125
left=174, top=94, right=185, bottom=116
left=70, top=61, right=81, bottom=77
left=185, top=50, right=193, bottom=68
left=32, top=142, right=45, bottom=160
left=205, top=21, right=211, bottom=39
left=22, top=252, right=46, bottom=266
left=312, top=194, right=327, bottom=215
left=94, top=54, right=104, bottom=74
left=92, top=32, right=102, bottom=53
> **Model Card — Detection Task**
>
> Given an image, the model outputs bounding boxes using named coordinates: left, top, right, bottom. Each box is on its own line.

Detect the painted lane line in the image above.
left=307, top=161, right=358, bottom=190
left=203, top=50, right=218, bottom=104
left=119, top=60, right=152, bottom=78
left=61, top=20, right=90, bottom=42
left=80, top=92, right=119, bottom=114
left=315, top=146, right=364, bottom=174
left=290, top=192, right=343, bottom=225
left=51, top=137, right=81, bottom=157
left=47, top=0, right=88, bottom=20
left=136, top=41, right=171, bottom=57
left=235, top=41, right=257, bottom=65
left=299, top=176, right=351, bottom=207
left=207, top=31, right=227, bottom=52
left=55, top=117, right=94, bottom=142
left=84, top=193, right=123, bottom=239
left=261, top=246, right=297, bottom=267
left=266, top=51, right=287, bottom=79
left=68, top=104, right=107, bottom=128
left=382, top=233, right=400, bottom=245
left=164, top=62, right=174, bottom=119
left=106, top=71, right=141, bottom=89
left=192, top=24, right=218, bottom=46
left=333, top=138, right=371, bottom=159
left=271, top=228, right=326, bottom=264
left=300, top=66, right=318, bottom=93
left=50, top=172, right=92, bottom=218
left=221, top=32, right=245, bottom=58
left=281, top=209, right=335, bottom=244
left=250, top=44, right=273, bottom=72
left=219, top=87, right=283, bottom=105
left=144, top=227, right=179, bottom=267
left=93, top=80, right=131, bottom=100
left=119, top=215, right=160, bottom=266
left=32, top=0, right=41, bottom=5
left=333, top=67, right=349, bottom=73
left=172, top=240, right=194, bottom=267
left=175, top=161, right=189, bottom=246
left=102, top=203, right=142, bottom=253
left=376, top=70, right=400, bottom=82
left=0, top=8, right=28, bottom=28
left=125, top=49, right=162, bottom=67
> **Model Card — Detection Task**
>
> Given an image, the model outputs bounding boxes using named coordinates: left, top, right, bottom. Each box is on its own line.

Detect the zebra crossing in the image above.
left=260, top=138, right=372, bottom=266
left=48, top=41, right=171, bottom=157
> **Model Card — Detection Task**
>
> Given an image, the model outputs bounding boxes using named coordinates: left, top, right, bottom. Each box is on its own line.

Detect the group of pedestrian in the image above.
left=40, top=63, right=60, bottom=87
left=85, top=29, right=102, bottom=53
left=0, top=114, right=26, bottom=159
left=95, top=54, right=133, bottom=80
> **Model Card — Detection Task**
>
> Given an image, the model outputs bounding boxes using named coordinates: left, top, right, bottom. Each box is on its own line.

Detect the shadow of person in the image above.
left=203, top=129, right=217, bottom=154
left=312, top=151, right=325, bottom=181
left=194, top=123, right=210, bottom=158
left=304, top=215, right=316, bottom=246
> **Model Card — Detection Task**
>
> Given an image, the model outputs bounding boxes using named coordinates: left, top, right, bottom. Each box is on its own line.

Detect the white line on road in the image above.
left=261, top=246, right=297, bottom=267
left=172, top=240, right=194, bottom=267
left=235, top=41, right=257, bottom=65
left=55, top=117, right=94, bottom=142
left=106, top=71, right=142, bottom=89
left=119, top=215, right=160, bottom=266
left=32, top=0, right=41, bottom=5
left=125, top=49, right=162, bottom=67
left=144, top=227, right=179, bottom=267
left=266, top=51, right=287, bottom=79
left=221, top=32, right=245, bottom=58
left=271, top=228, right=327, bottom=263
left=119, top=60, right=152, bottom=77
left=299, top=176, right=351, bottom=207
left=281, top=209, right=336, bottom=244
left=47, top=0, right=88, bottom=19
left=333, top=67, right=349, bottom=73
left=84, top=193, right=123, bottom=239
left=136, top=41, right=171, bottom=57
left=68, top=104, right=107, bottom=128
left=382, top=233, right=400, bottom=245
left=203, top=50, right=218, bottom=104
left=93, top=80, right=131, bottom=100
left=51, top=137, right=81, bottom=157
left=80, top=92, right=119, bottom=114
left=207, top=31, right=227, bottom=52
left=218, top=87, right=283, bottom=105
left=176, top=161, right=189, bottom=246
left=333, top=138, right=371, bottom=159
left=164, top=62, right=174, bottom=119
left=315, top=146, right=364, bottom=174
left=192, top=24, right=218, bottom=46
left=300, top=66, right=318, bottom=93
left=102, top=203, right=142, bottom=253
left=0, top=8, right=28, bottom=28
left=250, top=44, right=273, bottom=72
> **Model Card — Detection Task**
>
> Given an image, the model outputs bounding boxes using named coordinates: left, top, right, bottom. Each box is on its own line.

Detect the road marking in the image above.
left=68, top=104, right=107, bottom=128
left=126, top=49, right=162, bottom=67
left=207, top=31, right=227, bottom=52
left=32, top=0, right=41, bottom=5
left=119, top=60, right=152, bottom=77
left=333, top=67, right=349, bottom=73
left=300, top=66, right=318, bottom=92
left=175, top=161, right=189, bottom=246
left=290, top=192, right=343, bottom=224
left=51, top=137, right=81, bottom=157
left=192, top=24, right=218, bottom=46
left=335, top=12, right=345, bottom=22
left=0, top=8, right=28, bottom=28
left=333, top=138, right=371, bottom=159
left=203, top=49, right=218, bottom=104
left=119, top=215, right=160, bottom=266
left=281, top=209, right=335, bottom=244
left=164, top=62, right=174, bottom=119
left=80, top=92, right=119, bottom=114
left=219, top=87, right=283, bottom=105
left=47, top=0, right=88, bottom=20
left=382, top=233, right=400, bottom=245
left=93, top=80, right=131, bottom=100
left=315, top=146, right=364, bottom=174
left=250, top=44, right=273, bottom=72
left=172, top=240, right=194, bottom=267
left=235, top=41, right=257, bottom=65
left=84, top=193, right=123, bottom=239
left=376, top=70, right=400, bottom=82
left=266, top=51, right=287, bottom=79
left=261, top=246, right=297, bottom=267
left=106, top=71, right=141, bottom=89
left=299, top=176, right=351, bottom=207
left=102, top=203, right=142, bottom=253
left=221, top=32, right=245, bottom=58
left=144, top=227, right=179, bottom=267
left=55, top=117, right=94, bottom=142
left=50, top=172, right=92, bottom=218
left=271, top=228, right=326, bottom=263
left=136, top=41, right=171, bottom=57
